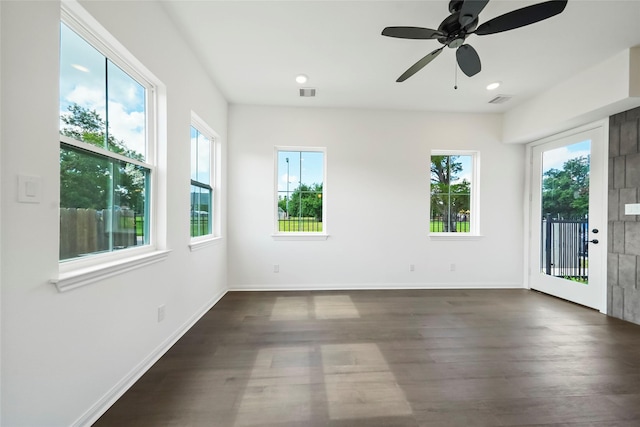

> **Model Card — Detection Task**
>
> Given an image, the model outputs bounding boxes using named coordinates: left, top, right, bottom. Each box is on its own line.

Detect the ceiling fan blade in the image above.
left=456, top=44, right=481, bottom=77
left=475, top=0, right=567, bottom=36
left=459, top=0, right=490, bottom=28
left=396, top=47, right=444, bottom=82
left=382, top=26, right=444, bottom=40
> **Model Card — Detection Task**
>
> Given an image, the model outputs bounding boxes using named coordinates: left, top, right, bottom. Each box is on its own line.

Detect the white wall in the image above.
left=228, top=106, right=525, bottom=290
left=503, top=47, right=640, bottom=144
left=0, top=1, right=228, bottom=426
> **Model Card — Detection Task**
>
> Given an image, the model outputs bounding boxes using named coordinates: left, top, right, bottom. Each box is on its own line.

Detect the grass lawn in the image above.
left=430, top=221, right=470, bottom=233
left=279, top=218, right=323, bottom=232
left=190, top=218, right=210, bottom=236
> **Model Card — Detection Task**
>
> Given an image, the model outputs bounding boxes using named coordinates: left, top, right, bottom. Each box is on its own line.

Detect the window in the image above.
left=430, top=151, right=479, bottom=236
left=275, top=147, right=326, bottom=237
left=190, top=117, right=216, bottom=240
left=59, top=19, right=153, bottom=261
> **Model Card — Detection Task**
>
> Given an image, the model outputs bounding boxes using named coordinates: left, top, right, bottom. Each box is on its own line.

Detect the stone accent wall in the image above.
left=608, top=106, right=640, bottom=324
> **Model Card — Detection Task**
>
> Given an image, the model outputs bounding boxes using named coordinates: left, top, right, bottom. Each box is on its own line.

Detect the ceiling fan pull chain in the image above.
left=454, top=59, right=458, bottom=90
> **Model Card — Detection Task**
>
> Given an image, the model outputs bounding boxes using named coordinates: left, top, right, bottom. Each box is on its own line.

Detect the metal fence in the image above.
left=278, top=217, right=323, bottom=232
left=541, top=214, right=588, bottom=280
left=429, top=213, right=470, bottom=232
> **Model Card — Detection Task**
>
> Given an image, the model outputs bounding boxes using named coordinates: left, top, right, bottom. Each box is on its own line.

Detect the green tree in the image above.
left=286, top=183, right=323, bottom=221
left=542, top=155, right=589, bottom=218
left=431, top=155, right=470, bottom=232
left=60, top=103, right=146, bottom=211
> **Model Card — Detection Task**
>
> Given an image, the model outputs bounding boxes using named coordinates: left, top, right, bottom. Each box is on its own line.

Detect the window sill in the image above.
left=271, top=233, right=330, bottom=241
left=429, top=234, right=483, bottom=241
left=51, top=250, right=171, bottom=292
left=189, top=236, right=223, bottom=251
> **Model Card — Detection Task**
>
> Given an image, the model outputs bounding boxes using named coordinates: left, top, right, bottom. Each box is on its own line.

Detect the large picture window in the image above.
left=59, top=20, right=153, bottom=261
left=430, top=151, right=479, bottom=235
left=275, top=148, right=326, bottom=235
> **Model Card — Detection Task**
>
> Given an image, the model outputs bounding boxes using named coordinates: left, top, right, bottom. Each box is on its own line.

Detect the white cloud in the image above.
left=107, top=101, right=145, bottom=156
left=281, top=173, right=298, bottom=184
left=63, top=85, right=146, bottom=157
left=543, top=146, right=590, bottom=172
left=66, top=85, right=105, bottom=112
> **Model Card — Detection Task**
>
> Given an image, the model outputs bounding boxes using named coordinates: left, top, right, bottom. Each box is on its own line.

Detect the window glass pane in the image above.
left=300, top=151, right=323, bottom=187
left=60, top=144, right=149, bottom=260
left=277, top=150, right=324, bottom=233
left=106, top=60, right=146, bottom=160
left=190, top=185, right=212, bottom=237
left=430, top=155, right=471, bottom=233
left=197, top=133, right=211, bottom=185
left=190, top=126, right=198, bottom=181
left=59, top=23, right=107, bottom=147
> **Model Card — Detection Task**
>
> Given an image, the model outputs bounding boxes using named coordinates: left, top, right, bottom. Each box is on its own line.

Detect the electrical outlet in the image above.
left=449, top=263, right=456, bottom=272
left=158, top=304, right=166, bottom=322
left=273, top=264, right=280, bottom=273
left=409, top=264, right=415, bottom=272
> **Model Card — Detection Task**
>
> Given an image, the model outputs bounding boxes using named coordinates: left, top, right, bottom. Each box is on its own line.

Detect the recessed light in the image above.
left=295, top=74, right=308, bottom=84
left=486, top=81, right=501, bottom=91
left=71, top=64, right=90, bottom=73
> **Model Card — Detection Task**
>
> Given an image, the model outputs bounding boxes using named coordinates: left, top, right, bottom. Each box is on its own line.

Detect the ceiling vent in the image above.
left=488, top=94, right=512, bottom=104
left=299, top=88, right=316, bottom=97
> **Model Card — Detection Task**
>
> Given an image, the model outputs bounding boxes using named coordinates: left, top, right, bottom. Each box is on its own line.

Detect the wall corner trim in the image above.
left=72, top=289, right=228, bottom=427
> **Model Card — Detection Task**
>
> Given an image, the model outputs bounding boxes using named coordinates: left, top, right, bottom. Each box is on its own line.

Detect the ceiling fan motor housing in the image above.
left=448, top=0, right=464, bottom=13
left=437, top=13, right=477, bottom=46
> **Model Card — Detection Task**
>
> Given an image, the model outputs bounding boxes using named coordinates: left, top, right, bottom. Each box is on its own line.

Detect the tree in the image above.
left=284, top=183, right=323, bottom=221
left=542, top=155, right=589, bottom=218
left=431, top=155, right=470, bottom=232
left=60, top=103, right=146, bottom=211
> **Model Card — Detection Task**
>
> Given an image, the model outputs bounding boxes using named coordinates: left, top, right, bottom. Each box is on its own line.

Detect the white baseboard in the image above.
left=73, top=288, right=227, bottom=427
left=228, top=282, right=524, bottom=291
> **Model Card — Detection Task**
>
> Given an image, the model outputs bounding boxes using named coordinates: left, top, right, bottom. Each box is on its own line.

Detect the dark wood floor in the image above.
left=95, top=289, right=640, bottom=426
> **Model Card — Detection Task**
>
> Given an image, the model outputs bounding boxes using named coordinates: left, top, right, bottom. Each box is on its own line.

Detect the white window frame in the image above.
left=51, top=1, right=169, bottom=292
left=272, top=146, right=328, bottom=241
left=189, top=112, right=222, bottom=251
left=429, top=150, right=481, bottom=239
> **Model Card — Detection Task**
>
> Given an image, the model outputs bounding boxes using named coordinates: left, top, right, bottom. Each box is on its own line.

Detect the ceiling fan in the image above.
left=382, top=0, right=568, bottom=82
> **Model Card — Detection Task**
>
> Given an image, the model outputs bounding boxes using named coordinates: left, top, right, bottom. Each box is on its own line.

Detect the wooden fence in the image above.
left=60, top=208, right=138, bottom=260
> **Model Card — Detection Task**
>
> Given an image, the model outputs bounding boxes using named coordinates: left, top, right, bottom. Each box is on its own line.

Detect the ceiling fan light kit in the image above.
left=382, top=0, right=568, bottom=82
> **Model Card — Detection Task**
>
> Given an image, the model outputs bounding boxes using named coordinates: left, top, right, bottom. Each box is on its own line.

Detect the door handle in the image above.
left=589, top=239, right=599, bottom=244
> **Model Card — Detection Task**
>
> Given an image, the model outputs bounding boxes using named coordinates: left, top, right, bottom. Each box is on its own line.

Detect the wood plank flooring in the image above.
left=94, top=289, right=640, bottom=426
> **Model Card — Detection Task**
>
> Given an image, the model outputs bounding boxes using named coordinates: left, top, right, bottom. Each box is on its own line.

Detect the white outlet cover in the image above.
left=625, top=203, right=640, bottom=215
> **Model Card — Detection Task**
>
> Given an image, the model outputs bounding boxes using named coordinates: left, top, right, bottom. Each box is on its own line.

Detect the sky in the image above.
left=451, top=155, right=472, bottom=184
left=191, top=126, right=211, bottom=185
left=542, top=139, right=591, bottom=173
left=277, top=150, right=324, bottom=193
left=59, top=23, right=146, bottom=158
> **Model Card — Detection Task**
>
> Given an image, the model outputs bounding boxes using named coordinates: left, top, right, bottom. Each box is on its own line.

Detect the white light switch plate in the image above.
left=18, top=175, right=42, bottom=203
left=625, top=203, right=640, bottom=215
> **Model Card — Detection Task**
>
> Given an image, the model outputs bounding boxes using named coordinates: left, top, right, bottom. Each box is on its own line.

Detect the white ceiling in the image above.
left=162, top=0, right=640, bottom=114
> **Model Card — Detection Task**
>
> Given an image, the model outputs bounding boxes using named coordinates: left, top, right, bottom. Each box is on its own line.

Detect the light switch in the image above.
left=25, top=180, right=38, bottom=197
left=18, top=175, right=42, bottom=203
left=625, top=203, right=640, bottom=215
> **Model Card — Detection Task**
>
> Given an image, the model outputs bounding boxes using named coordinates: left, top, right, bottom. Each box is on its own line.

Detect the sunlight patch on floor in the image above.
left=233, top=346, right=314, bottom=426
left=313, top=295, right=360, bottom=319
left=269, top=296, right=310, bottom=321
left=270, top=295, right=360, bottom=320
left=320, top=343, right=412, bottom=420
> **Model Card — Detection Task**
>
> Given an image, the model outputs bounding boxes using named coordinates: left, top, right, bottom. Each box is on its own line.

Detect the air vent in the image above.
left=488, top=94, right=512, bottom=104
left=299, top=88, right=316, bottom=97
